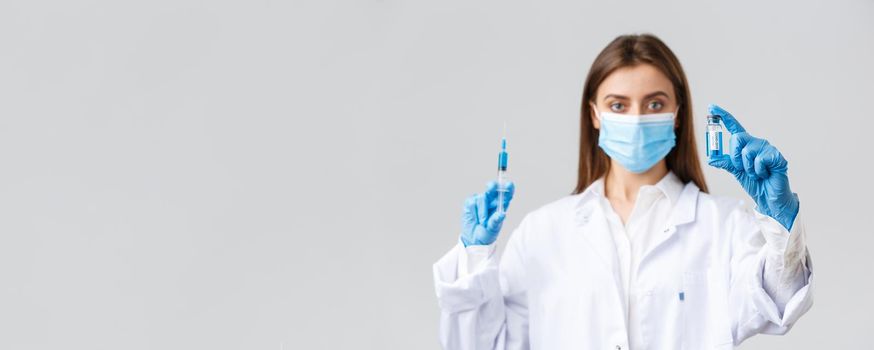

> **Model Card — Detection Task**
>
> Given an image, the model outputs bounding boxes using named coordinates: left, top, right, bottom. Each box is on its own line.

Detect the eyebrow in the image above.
left=603, top=91, right=670, bottom=101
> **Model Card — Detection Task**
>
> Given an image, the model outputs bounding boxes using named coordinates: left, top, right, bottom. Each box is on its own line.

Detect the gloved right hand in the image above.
left=460, top=181, right=515, bottom=247
left=706, top=104, right=800, bottom=231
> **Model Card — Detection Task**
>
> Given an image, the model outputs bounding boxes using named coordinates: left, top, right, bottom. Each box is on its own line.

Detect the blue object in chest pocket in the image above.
left=679, top=291, right=685, bottom=301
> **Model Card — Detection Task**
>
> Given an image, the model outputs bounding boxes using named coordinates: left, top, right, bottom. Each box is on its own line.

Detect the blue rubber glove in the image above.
left=460, top=181, right=515, bottom=247
left=707, top=104, right=800, bottom=231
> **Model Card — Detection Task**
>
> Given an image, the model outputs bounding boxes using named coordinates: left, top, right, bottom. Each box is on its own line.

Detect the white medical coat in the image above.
left=432, top=178, right=813, bottom=350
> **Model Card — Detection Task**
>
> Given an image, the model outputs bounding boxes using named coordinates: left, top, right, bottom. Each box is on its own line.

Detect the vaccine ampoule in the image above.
left=705, top=115, right=724, bottom=157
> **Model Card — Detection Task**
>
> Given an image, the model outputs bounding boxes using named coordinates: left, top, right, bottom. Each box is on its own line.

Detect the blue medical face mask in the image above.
left=594, top=107, right=678, bottom=173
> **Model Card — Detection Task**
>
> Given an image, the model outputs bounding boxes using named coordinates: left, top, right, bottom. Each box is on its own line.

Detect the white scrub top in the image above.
left=433, top=172, right=812, bottom=350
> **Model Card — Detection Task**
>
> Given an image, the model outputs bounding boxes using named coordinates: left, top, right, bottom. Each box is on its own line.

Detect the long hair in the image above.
left=573, top=34, right=708, bottom=194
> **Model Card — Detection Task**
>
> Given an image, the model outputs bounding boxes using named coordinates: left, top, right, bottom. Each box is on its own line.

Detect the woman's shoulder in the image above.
left=696, top=190, right=753, bottom=219
left=506, top=195, right=581, bottom=246
left=517, top=194, right=585, bottom=227
left=531, top=194, right=581, bottom=214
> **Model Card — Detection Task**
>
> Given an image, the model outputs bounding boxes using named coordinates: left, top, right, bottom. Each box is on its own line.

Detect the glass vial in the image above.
left=705, top=115, right=724, bottom=157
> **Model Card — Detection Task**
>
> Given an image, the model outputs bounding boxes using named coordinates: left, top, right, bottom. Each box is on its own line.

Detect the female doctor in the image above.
left=432, top=34, right=813, bottom=350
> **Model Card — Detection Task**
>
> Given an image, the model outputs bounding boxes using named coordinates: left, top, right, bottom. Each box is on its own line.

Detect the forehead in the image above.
left=596, top=64, right=675, bottom=100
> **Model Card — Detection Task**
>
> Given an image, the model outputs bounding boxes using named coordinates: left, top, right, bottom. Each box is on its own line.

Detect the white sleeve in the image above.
left=754, top=210, right=811, bottom=317
left=458, top=241, right=496, bottom=277
left=728, top=206, right=814, bottom=345
left=432, top=220, right=531, bottom=350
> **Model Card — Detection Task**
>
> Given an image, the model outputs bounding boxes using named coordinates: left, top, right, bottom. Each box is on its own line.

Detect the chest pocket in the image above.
left=682, top=269, right=734, bottom=348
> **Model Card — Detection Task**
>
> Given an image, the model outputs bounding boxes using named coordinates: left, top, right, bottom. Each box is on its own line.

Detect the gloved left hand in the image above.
left=707, top=104, right=800, bottom=231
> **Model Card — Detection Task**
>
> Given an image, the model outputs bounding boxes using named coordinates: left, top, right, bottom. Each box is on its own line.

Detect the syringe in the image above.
left=496, top=133, right=509, bottom=214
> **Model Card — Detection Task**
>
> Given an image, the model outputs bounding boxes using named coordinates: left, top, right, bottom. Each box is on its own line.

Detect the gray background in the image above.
left=0, top=0, right=871, bottom=349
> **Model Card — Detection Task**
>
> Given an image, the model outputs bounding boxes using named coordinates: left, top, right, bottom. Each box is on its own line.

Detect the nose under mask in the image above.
left=595, top=109, right=677, bottom=173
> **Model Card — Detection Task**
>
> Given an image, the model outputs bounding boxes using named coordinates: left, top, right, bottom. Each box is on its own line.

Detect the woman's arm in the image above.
left=725, top=205, right=813, bottom=344
left=754, top=209, right=811, bottom=319
left=432, top=181, right=527, bottom=350
left=706, top=104, right=813, bottom=344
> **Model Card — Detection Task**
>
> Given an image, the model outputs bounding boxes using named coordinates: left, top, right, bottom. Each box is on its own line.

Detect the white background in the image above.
left=0, top=0, right=871, bottom=349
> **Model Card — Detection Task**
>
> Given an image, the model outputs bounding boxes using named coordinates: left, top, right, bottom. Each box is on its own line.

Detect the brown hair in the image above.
left=573, top=34, right=708, bottom=194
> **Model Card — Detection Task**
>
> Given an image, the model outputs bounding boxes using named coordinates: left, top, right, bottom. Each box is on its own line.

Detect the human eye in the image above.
left=609, top=102, right=625, bottom=112
left=647, top=100, right=664, bottom=111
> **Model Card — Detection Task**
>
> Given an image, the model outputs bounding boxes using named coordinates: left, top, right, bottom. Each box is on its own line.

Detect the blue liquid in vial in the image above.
left=706, top=115, right=724, bottom=157
left=706, top=131, right=723, bottom=157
